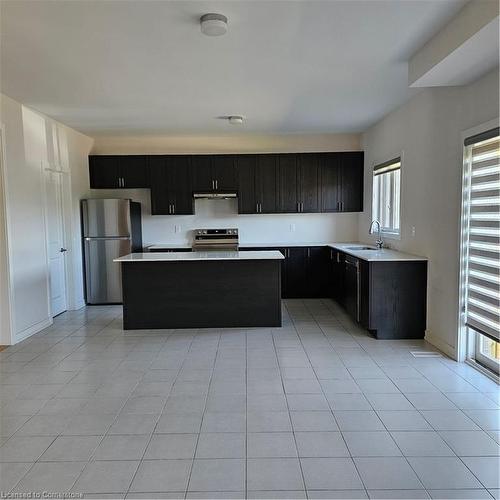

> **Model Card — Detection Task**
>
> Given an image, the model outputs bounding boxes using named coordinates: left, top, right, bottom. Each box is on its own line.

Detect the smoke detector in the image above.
left=200, top=13, right=228, bottom=36
left=228, top=116, right=244, bottom=125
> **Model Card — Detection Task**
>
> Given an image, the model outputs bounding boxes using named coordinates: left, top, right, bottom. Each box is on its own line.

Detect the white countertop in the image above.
left=115, top=250, right=285, bottom=262
left=146, top=242, right=426, bottom=262
left=329, top=243, right=427, bottom=262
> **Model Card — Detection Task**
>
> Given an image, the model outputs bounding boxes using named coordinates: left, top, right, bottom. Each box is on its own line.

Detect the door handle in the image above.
left=60, top=248, right=67, bottom=253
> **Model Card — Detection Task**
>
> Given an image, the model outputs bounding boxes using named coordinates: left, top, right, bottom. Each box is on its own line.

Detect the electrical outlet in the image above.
left=289, top=223, right=296, bottom=232
left=411, top=226, right=416, bottom=237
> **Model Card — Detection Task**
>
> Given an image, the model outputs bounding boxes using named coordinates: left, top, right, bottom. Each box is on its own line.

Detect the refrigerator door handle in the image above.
left=84, top=236, right=131, bottom=241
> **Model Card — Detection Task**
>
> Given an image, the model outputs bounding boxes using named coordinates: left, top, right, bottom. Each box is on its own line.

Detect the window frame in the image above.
left=372, top=156, right=402, bottom=240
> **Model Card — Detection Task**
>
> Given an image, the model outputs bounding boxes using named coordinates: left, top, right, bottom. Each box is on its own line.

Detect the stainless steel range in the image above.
left=192, top=228, right=239, bottom=251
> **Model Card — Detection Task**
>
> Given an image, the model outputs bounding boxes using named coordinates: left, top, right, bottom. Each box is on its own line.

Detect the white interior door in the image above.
left=45, top=169, right=67, bottom=316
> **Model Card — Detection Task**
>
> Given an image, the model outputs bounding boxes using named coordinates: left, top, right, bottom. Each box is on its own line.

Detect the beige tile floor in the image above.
left=0, top=299, right=499, bottom=499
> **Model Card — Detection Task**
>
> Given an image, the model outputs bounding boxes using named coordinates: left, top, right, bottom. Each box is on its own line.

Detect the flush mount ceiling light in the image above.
left=200, top=13, right=228, bottom=36
left=228, top=115, right=244, bottom=125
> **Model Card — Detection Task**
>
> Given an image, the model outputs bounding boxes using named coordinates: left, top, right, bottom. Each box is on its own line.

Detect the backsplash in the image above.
left=89, top=189, right=359, bottom=247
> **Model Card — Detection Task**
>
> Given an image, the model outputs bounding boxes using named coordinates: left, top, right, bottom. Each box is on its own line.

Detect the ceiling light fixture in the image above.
left=228, top=116, right=244, bottom=125
left=200, top=13, right=228, bottom=36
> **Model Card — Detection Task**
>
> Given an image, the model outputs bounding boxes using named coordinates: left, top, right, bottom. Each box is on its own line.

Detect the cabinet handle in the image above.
left=172, top=204, right=175, bottom=214
left=215, top=179, right=218, bottom=190
left=297, top=202, right=300, bottom=212
left=307, top=248, right=310, bottom=258
left=122, top=177, right=125, bottom=188
left=301, top=202, right=304, bottom=212
left=211, top=179, right=215, bottom=190
left=259, top=203, right=262, bottom=213
left=168, top=204, right=171, bottom=214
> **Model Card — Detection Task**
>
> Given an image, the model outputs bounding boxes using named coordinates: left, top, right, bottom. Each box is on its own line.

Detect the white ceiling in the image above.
left=1, top=0, right=468, bottom=136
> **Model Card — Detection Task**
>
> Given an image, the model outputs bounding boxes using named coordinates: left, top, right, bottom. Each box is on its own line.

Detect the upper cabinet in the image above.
left=89, top=155, right=149, bottom=189
left=278, top=154, right=320, bottom=213
left=89, top=152, right=363, bottom=215
left=150, top=156, right=193, bottom=215
left=237, top=155, right=279, bottom=214
left=321, top=152, right=364, bottom=212
left=191, top=155, right=237, bottom=192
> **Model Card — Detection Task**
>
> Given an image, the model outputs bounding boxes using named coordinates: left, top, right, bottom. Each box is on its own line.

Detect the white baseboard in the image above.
left=14, top=317, right=53, bottom=344
left=424, top=331, right=457, bottom=360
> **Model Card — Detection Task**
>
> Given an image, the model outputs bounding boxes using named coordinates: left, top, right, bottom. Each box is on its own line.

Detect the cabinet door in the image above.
left=284, top=247, right=308, bottom=298
left=213, top=155, right=237, bottom=190
left=331, top=249, right=346, bottom=304
left=256, top=155, right=279, bottom=213
left=119, top=156, right=149, bottom=188
left=278, top=155, right=299, bottom=213
left=149, top=157, right=171, bottom=215
left=89, top=156, right=119, bottom=189
left=237, top=156, right=257, bottom=214
left=168, top=156, right=193, bottom=215
left=191, top=155, right=214, bottom=191
left=321, top=154, right=342, bottom=212
left=298, top=154, right=320, bottom=213
left=340, top=152, right=364, bottom=212
left=307, top=247, right=329, bottom=297
left=344, top=257, right=359, bottom=322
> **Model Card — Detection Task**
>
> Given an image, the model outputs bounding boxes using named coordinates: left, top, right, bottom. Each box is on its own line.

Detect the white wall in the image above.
left=359, top=68, right=499, bottom=359
left=91, top=133, right=360, bottom=155
left=0, top=94, right=93, bottom=344
left=89, top=188, right=360, bottom=247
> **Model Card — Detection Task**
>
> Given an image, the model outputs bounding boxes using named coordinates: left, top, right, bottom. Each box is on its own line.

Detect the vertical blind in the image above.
left=463, top=127, right=500, bottom=342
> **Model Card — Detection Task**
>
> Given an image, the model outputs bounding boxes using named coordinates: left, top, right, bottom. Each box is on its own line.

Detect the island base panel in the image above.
left=121, top=260, right=282, bottom=329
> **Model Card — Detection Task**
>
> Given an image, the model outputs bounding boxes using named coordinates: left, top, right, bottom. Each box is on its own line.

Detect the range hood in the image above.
left=193, top=192, right=237, bottom=199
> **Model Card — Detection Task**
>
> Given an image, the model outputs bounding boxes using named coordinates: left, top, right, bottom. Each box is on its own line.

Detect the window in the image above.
left=461, top=127, right=499, bottom=376
left=372, top=157, right=401, bottom=237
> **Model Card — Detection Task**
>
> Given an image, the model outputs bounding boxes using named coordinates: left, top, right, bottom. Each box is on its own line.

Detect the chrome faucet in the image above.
left=369, top=220, right=384, bottom=250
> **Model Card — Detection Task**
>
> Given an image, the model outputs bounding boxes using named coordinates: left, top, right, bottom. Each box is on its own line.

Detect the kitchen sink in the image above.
left=346, top=246, right=378, bottom=251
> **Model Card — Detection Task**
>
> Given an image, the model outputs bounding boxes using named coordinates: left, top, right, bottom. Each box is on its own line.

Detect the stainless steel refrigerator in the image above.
left=82, top=199, right=142, bottom=304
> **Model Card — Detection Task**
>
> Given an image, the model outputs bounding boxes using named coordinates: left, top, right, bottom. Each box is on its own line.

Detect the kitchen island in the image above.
left=114, top=250, right=284, bottom=330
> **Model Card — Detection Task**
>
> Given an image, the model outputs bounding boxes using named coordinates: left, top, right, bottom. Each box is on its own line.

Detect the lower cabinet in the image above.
left=241, top=246, right=329, bottom=299
left=333, top=250, right=427, bottom=339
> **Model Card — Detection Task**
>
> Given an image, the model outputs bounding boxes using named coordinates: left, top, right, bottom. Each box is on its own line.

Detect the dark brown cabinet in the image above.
left=89, top=155, right=148, bottom=189
left=321, top=152, right=364, bottom=212
left=298, top=154, right=320, bottom=213
left=237, top=155, right=279, bottom=214
left=340, top=152, right=364, bottom=212
left=192, top=155, right=237, bottom=192
left=332, top=248, right=427, bottom=339
left=89, top=152, right=363, bottom=216
left=150, top=156, right=193, bottom=215
left=278, top=154, right=321, bottom=213
left=278, top=155, right=300, bottom=213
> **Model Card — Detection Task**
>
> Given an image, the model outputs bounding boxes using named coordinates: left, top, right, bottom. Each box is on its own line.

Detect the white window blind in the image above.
left=463, top=128, right=500, bottom=342
left=373, top=158, right=401, bottom=236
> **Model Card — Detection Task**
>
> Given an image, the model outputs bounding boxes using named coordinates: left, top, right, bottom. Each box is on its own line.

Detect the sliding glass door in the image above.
left=460, top=127, right=499, bottom=377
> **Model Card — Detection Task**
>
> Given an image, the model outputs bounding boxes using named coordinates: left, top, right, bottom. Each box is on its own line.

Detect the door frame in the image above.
left=41, top=162, right=72, bottom=318
left=457, top=117, right=499, bottom=378
left=0, top=124, right=15, bottom=345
